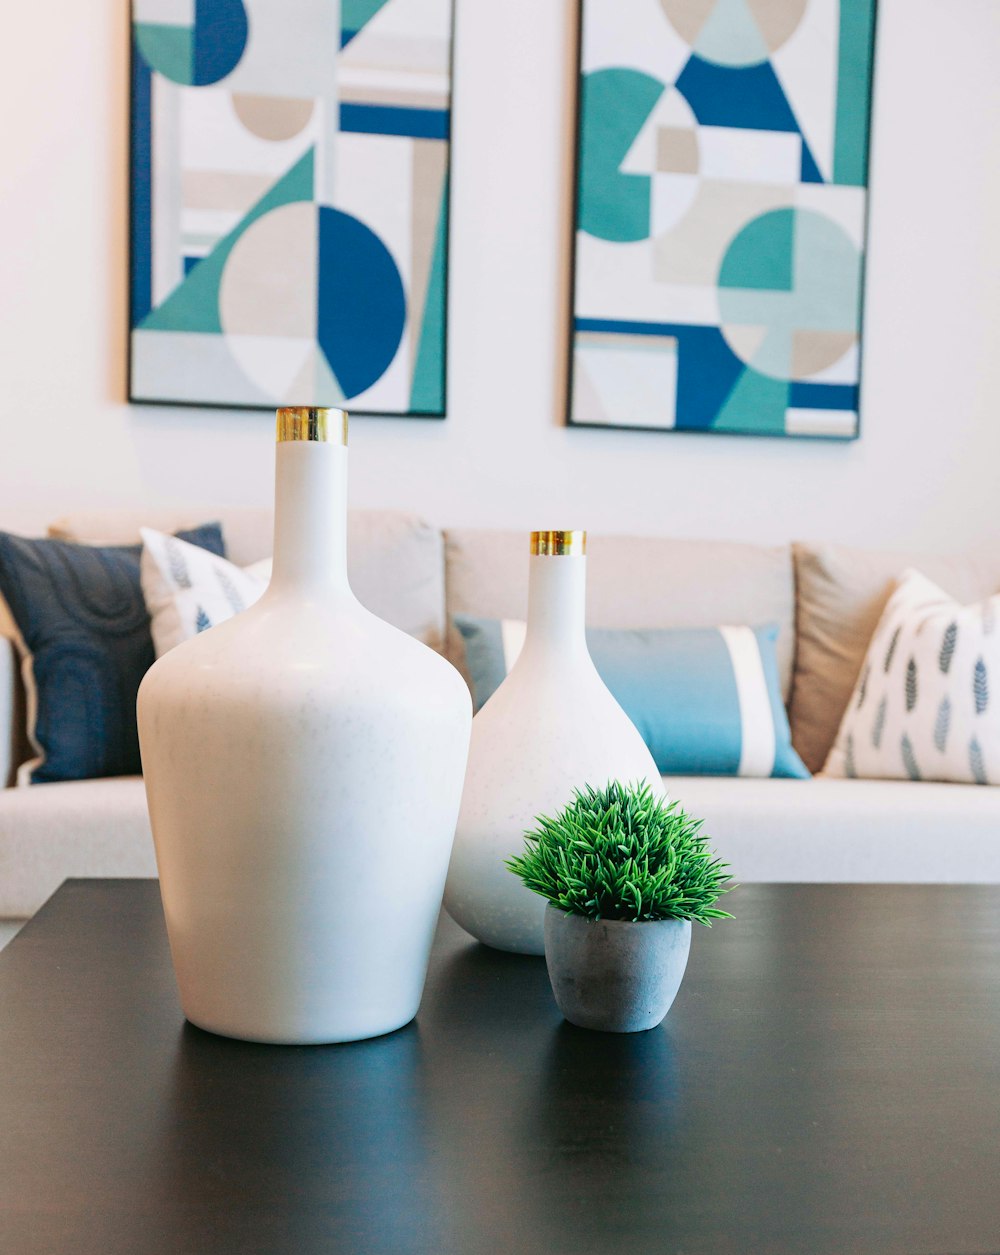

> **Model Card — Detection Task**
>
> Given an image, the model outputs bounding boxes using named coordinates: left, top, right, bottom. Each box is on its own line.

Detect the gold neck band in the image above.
left=276, top=407, right=348, bottom=444
left=530, top=530, right=587, bottom=557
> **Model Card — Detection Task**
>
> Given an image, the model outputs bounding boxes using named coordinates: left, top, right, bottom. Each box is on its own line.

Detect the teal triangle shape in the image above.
left=341, top=0, right=392, bottom=46
left=135, top=23, right=193, bottom=84
left=713, top=365, right=788, bottom=434
left=141, top=148, right=315, bottom=334
left=409, top=179, right=448, bottom=414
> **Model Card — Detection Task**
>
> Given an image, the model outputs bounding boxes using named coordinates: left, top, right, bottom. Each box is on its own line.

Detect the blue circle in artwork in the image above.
left=136, top=0, right=248, bottom=86
left=317, top=208, right=406, bottom=400
left=192, top=0, right=249, bottom=86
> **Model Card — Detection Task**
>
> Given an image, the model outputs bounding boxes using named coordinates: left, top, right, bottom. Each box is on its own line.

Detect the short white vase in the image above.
left=444, top=530, right=663, bottom=955
left=137, top=408, right=472, bottom=1044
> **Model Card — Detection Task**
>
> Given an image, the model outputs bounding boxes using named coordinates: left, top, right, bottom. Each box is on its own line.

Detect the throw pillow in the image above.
left=140, top=528, right=272, bottom=657
left=824, top=569, right=1000, bottom=784
left=0, top=524, right=225, bottom=784
left=454, top=616, right=809, bottom=778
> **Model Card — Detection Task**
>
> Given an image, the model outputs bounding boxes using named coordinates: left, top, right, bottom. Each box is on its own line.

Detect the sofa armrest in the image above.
left=1, top=635, right=23, bottom=789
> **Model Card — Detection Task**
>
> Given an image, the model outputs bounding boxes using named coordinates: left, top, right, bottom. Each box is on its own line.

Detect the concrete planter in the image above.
left=543, top=905, right=692, bottom=1033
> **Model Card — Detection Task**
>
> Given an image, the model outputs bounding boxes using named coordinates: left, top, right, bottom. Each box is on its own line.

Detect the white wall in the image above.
left=1, top=0, right=998, bottom=551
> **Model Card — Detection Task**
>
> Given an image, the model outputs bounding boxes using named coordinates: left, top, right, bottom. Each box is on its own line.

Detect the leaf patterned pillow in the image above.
left=140, top=528, right=272, bottom=657
left=824, top=569, right=999, bottom=785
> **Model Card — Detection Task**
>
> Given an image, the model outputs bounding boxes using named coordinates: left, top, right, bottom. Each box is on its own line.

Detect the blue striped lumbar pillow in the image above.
left=454, top=617, right=809, bottom=779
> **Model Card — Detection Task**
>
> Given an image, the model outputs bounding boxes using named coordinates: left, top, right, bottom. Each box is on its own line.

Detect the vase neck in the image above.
left=269, top=442, right=351, bottom=596
left=521, top=554, right=588, bottom=660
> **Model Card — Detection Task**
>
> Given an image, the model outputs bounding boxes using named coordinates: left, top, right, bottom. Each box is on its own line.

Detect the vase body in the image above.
left=137, top=409, right=472, bottom=1044
left=544, top=907, right=691, bottom=1033
left=444, top=531, right=663, bottom=956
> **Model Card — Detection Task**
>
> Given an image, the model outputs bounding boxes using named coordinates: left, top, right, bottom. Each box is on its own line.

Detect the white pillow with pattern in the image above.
left=140, top=527, right=271, bottom=657
left=824, top=568, right=999, bottom=785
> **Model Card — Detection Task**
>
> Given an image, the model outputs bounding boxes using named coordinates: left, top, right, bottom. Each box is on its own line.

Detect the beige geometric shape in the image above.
left=748, top=0, right=808, bottom=52
left=135, top=0, right=193, bottom=22
left=219, top=202, right=318, bottom=338
left=657, top=126, right=699, bottom=173
left=338, top=83, right=449, bottom=110
left=791, top=330, right=857, bottom=379
left=231, top=94, right=315, bottom=141
left=653, top=179, right=791, bottom=286
left=571, top=355, right=609, bottom=425
left=283, top=352, right=318, bottom=404
left=722, top=324, right=768, bottom=364
left=223, top=335, right=313, bottom=401
left=181, top=171, right=273, bottom=212
left=576, top=333, right=678, bottom=428
left=408, top=139, right=449, bottom=365
left=659, top=0, right=717, bottom=44
left=340, top=33, right=449, bottom=76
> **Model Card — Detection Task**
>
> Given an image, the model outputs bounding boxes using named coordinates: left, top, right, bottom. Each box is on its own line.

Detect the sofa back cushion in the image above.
left=790, top=543, right=1000, bottom=773
left=0, top=526, right=225, bottom=784
left=444, top=530, right=795, bottom=700
left=50, top=508, right=447, bottom=652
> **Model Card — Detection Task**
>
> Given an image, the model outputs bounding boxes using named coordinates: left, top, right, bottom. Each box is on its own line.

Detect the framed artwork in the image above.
left=568, top=0, right=878, bottom=439
left=129, top=0, right=453, bottom=416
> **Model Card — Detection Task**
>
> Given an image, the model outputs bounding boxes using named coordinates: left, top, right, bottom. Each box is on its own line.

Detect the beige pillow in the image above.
left=790, top=543, right=1000, bottom=773
left=52, top=509, right=447, bottom=652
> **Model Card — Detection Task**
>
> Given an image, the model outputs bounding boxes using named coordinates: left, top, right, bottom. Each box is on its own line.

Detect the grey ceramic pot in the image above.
left=543, top=905, right=692, bottom=1033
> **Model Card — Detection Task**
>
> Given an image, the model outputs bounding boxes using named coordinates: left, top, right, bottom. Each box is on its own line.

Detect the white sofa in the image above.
left=2, top=509, right=998, bottom=923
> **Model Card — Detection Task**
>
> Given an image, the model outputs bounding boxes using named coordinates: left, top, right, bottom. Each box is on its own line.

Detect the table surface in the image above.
left=1, top=881, right=998, bottom=1255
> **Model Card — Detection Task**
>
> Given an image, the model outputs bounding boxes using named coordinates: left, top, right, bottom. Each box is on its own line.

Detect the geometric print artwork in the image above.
left=823, top=570, right=1000, bottom=786
left=568, top=0, right=878, bottom=438
left=129, top=0, right=452, bottom=415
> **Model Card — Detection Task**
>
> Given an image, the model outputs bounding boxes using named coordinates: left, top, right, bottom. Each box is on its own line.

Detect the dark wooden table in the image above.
left=1, top=881, right=998, bottom=1254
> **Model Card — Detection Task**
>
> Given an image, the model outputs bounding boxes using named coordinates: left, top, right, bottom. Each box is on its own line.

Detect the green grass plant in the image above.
left=506, top=781, right=733, bottom=924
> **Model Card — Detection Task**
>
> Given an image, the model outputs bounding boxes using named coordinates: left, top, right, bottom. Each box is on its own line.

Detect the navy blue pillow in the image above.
left=0, top=524, right=225, bottom=783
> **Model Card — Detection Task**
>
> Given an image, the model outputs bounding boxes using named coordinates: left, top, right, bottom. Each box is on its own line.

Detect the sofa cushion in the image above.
left=3, top=774, right=995, bottom=920
left=52, top=507, right=447, bottom=652
left=0, top=636, right=23, bottom=790
left=445, top=530, right=795, bottom=699
left=665, top=775, right=1000, bottom=883
left=456, top=614, right=808, bottom=778
left=823, top=570, right=1000, bottom=785
left=0, top=776, right=155, bottom=917
left=790, top=543, right=1000, bottom=773
left=0, top=525, right=224, bottom=784
left=140, top=528, right=272, bottom=656
left=50, top=508, right=274, bottom=567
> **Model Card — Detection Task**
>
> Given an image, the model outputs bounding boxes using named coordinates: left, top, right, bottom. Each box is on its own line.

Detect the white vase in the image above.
left=444, top=530, right=663, bottom=956
left=137, top=408, right=472, bottom=1044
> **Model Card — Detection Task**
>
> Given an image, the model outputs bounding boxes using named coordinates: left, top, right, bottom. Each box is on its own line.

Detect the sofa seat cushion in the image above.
left=0, top=777, right=154, bottom=917
left=664, top=775, right=1000, bottom=884
left=445, top=530, right=795, bottom=698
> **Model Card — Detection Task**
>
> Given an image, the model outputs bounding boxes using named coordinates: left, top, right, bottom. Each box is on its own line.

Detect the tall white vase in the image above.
left=137, top=408, right=472, bottom=1044
left=444, top=530, right=663, bottom=956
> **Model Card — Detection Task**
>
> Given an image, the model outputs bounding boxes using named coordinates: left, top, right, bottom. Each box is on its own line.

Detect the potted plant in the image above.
left=507, top=781, right=733, bottom=1033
